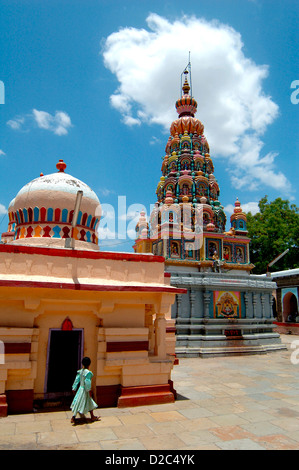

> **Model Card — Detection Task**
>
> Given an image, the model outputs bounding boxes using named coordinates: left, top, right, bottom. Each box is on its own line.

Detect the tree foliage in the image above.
left=246, top=196, right=299, bottom=274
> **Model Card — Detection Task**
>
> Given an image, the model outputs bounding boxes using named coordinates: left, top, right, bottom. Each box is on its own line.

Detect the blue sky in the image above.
left=0, top=0, right=298, bottom=252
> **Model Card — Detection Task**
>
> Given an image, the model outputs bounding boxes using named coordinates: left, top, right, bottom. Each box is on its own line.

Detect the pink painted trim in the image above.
left=0, top=244, right=165, bottom=263
left=0, top=278, right=187, bottom=294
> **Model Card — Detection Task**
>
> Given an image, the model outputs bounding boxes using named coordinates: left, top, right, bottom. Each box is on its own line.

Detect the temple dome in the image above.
left=7, top=159, right=101, bottom=250
left=230, top=198, right=248, bottom=235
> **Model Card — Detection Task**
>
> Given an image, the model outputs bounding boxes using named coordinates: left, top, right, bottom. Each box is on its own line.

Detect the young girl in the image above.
left=70, top=356, right=99, bottom=424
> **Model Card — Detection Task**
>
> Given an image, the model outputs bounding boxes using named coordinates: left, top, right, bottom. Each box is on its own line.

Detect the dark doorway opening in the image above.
left=283, top=292, right=298, bottom=322
left=46, top=330, right=83, bottom=397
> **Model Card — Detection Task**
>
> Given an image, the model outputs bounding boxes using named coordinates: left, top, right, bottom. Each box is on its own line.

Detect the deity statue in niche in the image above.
left=195, top=161, right=203, bottom=171
left=223, top=245, right=231, bottom=262
left=236, top=247, right=244, bottom=263
left=208, top=241, right=217, bottom=258
left=215, top=292, right=240, bottom=318
left=197, top=184, right=206, bottom=196
left=170, top=161, right=176, bottom=172
left=185, top=243, right=194, bottom=258
left=170, top=241, right=180, bottom=258
left=182, top=184, right=189, bottom=195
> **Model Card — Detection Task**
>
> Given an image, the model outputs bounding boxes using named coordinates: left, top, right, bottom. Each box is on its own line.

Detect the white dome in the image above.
left=16, top=171, right=99, bottom=204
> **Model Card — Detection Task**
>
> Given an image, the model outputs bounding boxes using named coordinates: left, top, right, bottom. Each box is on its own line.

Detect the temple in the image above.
left=0, top=160, right=183, bottom=416
left=134, top=69, right=285, bottom=356
left=0, top=68, right=286, bottom=417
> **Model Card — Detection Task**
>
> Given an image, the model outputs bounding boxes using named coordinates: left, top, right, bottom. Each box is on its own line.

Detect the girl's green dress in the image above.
left=71, top=368, right=98, bottom=416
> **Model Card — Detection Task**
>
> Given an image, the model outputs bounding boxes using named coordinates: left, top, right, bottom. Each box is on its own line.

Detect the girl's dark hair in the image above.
left=82, top=357, right=91, bottom=368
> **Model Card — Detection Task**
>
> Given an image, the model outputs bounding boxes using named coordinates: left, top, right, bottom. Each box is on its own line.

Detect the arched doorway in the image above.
left=283, top=292, right=298, bottom=322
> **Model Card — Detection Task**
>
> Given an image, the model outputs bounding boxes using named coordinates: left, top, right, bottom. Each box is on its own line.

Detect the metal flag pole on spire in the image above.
left=180, top=51, right=192, bottom=97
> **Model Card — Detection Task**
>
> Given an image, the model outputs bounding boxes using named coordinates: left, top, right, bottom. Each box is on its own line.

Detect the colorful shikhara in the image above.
left=134, top=71, right=253, bottom=272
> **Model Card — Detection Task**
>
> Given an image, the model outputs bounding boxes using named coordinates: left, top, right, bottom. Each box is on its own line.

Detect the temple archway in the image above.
left=283, top=292, right=298, bottom=322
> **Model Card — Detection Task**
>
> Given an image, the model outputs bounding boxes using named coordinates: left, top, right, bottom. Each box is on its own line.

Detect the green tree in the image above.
left=246, top=196, right=299, bottom=274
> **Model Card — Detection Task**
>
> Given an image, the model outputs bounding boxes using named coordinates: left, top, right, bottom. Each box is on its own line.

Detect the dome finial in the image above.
left=182, top=70, right=190, bottom=95
left=175, top=57, right=197, bottom=117
left=56, top=159, right=67, bottom=172
left=181, top=53, right=192, bottom=97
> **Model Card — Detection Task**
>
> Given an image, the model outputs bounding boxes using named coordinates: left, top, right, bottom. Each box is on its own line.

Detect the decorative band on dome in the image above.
left=14, top=224, right=98, bottom=244
left=14, top=206, right=99, bottom=230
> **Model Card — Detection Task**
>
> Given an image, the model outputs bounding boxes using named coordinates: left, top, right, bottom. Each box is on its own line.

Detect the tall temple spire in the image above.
left=133, top=64, right=280, bottom=360
left=134, top=67, right=252, bottom=273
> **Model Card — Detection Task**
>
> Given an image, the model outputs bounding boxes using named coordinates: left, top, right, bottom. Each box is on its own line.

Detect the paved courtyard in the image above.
left=1, top=334, right=299, bottom=450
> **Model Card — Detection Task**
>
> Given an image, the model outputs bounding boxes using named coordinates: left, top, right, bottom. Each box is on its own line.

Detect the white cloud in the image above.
left=99, top=188, right=115, bottom=197
left=225, top=201, right=260, bottom=215
left=32, top=109, right=72, bottom=135
left=123, top=115, right=141, bottom=127
left=102, top=13, right=290, bottom=194
left=228, top=134, right=289, bottom=192
left=149, top=136, right=161, bottom=145
left=0, top=204, right=7, bottom=215
left=7, top=110, right=72, bottom=136
left=0, top=150, right=6, bottom=156
left=7, top=116, right=25, bottom=130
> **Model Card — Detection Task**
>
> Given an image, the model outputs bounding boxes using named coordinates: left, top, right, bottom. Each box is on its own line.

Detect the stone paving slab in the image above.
left=1, top=334, right=299, bottom=451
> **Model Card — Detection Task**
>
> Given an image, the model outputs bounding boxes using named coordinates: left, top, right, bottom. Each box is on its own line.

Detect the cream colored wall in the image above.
left=0, top=299, right=35, bottom=327
left=0, top=251, right=165, bottom=285
left=0, top=249, right=178, bottom=404
left=0, top=327, right=38, bottom=392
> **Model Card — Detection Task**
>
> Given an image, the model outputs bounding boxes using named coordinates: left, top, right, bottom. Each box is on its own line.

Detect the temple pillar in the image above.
left=252, top=293, right=257, bottom=319
left=261, top=294, right=265, bottom=318
left=244, top=292, right=250, bottom=318
left=176, top=294, right=182, bottom=320
left=154, top=313, right=167, bottom=360
left=145, top=304, right=155, bottom=355
left=203, top=291, right=211, bottom=320
left=190, top=289, right=196, bottom=317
